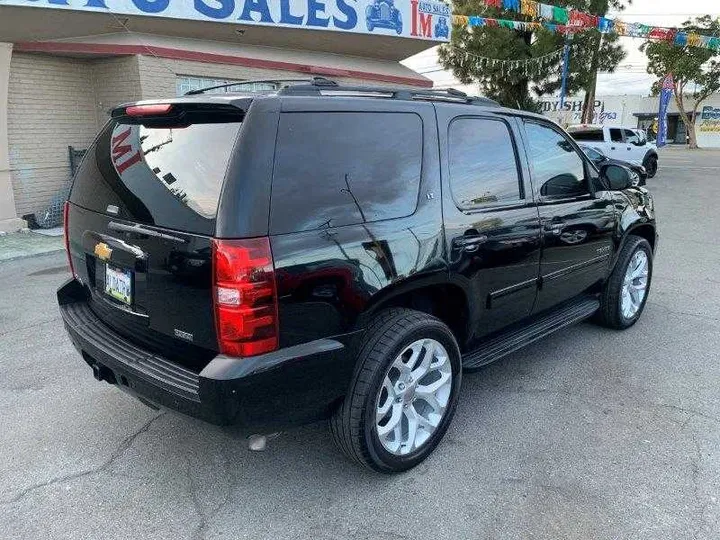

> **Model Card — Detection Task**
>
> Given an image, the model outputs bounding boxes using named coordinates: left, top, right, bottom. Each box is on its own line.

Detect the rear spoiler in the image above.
left=110, top=101, right=248, bottom=127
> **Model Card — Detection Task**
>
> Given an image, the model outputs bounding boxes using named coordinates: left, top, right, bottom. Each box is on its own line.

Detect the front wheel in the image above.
left=330, top=309, right=462, bottom=473
left=596, top=236, right=653, bottom=330
left=644, top=155, right=658, bottom=178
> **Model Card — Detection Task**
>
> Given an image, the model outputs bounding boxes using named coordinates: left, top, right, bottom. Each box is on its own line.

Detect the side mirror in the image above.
left=634, top=139, right=647, bottom=147
left=600, top=164, right=632, bottom=191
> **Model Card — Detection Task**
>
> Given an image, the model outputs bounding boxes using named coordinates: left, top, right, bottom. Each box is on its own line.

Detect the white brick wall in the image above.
left=92, top=56, right=142, bottom=125
left=137, top=55, right=400, bottom=100
left=8, top=53, right=98, bottom=217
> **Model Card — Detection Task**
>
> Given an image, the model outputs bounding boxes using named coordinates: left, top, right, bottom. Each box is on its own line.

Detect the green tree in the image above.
left=439, top=0, right=629, bottom=118
left=641, top=16, right=720, bottom=149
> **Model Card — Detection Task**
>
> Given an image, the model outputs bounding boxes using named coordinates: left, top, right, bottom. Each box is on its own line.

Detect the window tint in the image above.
left=71, top=120, right=241, bottom=235
left=624, top=128, right=640, bottom=145
left=610, top=128, right=624, bottom=142
left=581, top=146, right=604, bottom=162
left=448, top=118, right=521, bottom=208
left=570, top=130, right=604, bottom=142
left=524, top=122, right=588, bottom=199
left=270, top=112, right=422, bottom=234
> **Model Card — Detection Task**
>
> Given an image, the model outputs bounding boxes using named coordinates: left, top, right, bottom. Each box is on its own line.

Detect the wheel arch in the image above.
left=360, top=278, right=471, bottom=350
left=643, top=149, right=658, bottom=162
left=611, top=223, right=657, bottom=272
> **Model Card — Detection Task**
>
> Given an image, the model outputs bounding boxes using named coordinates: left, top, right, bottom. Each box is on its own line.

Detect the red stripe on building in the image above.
left=14, top=42, right=433, bottom=88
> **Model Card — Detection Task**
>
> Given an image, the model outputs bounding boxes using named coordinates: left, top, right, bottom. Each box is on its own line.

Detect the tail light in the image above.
left=212, top=238, right=279, bottom=357
left=63, top=201, right=77, bottom=279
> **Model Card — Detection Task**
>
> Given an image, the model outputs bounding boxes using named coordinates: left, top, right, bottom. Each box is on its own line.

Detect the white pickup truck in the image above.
left=567, top=125, right=659, bottom=178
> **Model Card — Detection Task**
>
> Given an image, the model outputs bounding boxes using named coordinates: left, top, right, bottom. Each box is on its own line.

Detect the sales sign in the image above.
left=1, top=0, right=451, bottom=42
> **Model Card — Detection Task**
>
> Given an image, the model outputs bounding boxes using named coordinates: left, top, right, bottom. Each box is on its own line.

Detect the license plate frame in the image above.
left=104, top=264, right=133, bottom=306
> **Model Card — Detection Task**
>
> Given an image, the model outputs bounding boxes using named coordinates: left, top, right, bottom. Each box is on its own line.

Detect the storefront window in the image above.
left=176, top=76, right=281, bottom=96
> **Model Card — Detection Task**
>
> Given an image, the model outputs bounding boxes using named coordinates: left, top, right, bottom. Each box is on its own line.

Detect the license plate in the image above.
left=105, top=265, right=132, bottom=305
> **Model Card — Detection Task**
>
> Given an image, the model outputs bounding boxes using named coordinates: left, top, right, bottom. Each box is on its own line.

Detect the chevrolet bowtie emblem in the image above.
left=94, top=242, right=112, bottom=261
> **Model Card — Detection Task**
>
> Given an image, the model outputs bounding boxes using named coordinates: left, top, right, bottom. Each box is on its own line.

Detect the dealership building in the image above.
left=0, top=0, right=449, bottom=232
left=540, top=94, right=720, bottom=148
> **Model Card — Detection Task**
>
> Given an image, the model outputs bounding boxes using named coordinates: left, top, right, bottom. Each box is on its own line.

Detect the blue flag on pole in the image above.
left=657, top=74, right=674, bottom=148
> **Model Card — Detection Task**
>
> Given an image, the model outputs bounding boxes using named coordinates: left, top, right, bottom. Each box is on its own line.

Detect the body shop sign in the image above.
left=5, top=0, right=450, bottom=41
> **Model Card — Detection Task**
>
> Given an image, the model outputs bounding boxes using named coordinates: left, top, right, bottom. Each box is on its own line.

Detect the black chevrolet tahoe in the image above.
left=58, top=78, right=657, bottom=473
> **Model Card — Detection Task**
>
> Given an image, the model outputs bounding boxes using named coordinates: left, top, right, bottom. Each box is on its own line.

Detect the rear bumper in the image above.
left=58, top=279, right=355, bottom=429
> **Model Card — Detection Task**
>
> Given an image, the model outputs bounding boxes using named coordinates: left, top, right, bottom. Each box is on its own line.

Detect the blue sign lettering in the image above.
left=307, top=0, right=330, bottom=27
left=132, top=0, right=169, bottom=14
left=279, top=0, right=304, bottom=24
left=239, top=0, right=273, bottom=22
left=333, top=0, right=357, bottom=30
left=195, top=0, right=234, bottom=19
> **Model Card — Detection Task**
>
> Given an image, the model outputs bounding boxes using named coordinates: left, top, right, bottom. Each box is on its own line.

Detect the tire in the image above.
left=643, top=155, right=658, bottom=178
left=330, top=308, right=462, bottom=473
left=596, top=236, right=653, bottom=330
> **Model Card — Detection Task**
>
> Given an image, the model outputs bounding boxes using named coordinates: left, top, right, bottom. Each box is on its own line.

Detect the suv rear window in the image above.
left=270, top=112, right=423, bottom=234
left=70, top=118, right=242, bottom=235
left=570, top=129, right=604, bottom=142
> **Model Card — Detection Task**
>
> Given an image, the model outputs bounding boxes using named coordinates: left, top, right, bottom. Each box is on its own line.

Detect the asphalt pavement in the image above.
left=2, top=147, right=720, bottom=540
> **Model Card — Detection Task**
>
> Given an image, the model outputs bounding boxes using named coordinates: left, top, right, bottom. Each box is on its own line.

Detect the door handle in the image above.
left=454, top=234, right=488, bottom=253
left=543, top=221, right=566, bottom=235
left=610, top=146, right=616, bottom=150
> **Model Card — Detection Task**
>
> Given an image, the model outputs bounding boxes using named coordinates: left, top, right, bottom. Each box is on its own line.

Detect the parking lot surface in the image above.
left=1, top=148, right=720, bottom=540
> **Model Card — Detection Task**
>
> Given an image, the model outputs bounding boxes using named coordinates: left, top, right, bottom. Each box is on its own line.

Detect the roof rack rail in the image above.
left=185, top=78, right=318, bottom=96
left=278, top=78, right=499, bottom=106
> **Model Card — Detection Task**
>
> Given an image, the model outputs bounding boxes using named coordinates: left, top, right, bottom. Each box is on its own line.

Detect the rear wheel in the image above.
left=596, top=236, right=653, bottom=330
left=643, top=155, right=658, bottom=178
left=330, top=309, right=462, bottom=473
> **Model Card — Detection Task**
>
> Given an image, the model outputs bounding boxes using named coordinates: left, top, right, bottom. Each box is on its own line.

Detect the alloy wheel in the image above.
left=375, top=338, right=453, bottom=456
left=621, top=250, right=649, bottom=319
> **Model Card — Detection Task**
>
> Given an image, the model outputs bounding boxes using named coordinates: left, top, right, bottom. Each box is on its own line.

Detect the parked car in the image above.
left=567, top=124, right=659, bottom=178
left=59, top=78, right=657, bottom=473
left=366, top=0, right=402, bottom=34
left=579, top=144, right=648, bottom=187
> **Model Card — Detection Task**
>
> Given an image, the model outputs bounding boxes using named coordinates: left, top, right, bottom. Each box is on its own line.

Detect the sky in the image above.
left=402, top=0, right=720, bottom=97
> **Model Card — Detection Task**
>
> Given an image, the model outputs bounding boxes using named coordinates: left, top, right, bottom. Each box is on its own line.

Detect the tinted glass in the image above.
left=610, top=128, right=624, bottom=142
left=270, top=112, right=422, bottom=234
left=525, top=122, right=588, bottom=198
left=624, top=128, right=640, bottom=144
left=581, top=146, right=604, bottom=162
left=71, top=120, right=242, bottom=234
left=571, top=130, right=604, bottom=142
left=448, top=118, right=521, bottom=208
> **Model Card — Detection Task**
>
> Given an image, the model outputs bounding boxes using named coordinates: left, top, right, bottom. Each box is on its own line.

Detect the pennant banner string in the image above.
left=451, top=1, right=720, bottom=51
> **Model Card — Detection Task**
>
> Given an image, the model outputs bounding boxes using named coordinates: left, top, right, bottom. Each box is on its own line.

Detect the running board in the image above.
left=462, top=296, right=600, bottom=370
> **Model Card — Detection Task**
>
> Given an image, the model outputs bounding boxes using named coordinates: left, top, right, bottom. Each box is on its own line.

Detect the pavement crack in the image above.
left=647, top=301, right=720, bottom=324
left=187, top=456, right=232, bottom=540
left=0, top=413, right=164, bottom=506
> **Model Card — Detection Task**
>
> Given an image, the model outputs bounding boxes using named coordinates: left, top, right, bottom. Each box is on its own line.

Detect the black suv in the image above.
left=59, top=79, right=657, bottom=473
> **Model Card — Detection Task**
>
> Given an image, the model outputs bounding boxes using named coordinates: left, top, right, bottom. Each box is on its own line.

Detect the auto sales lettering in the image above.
left=10, top=0, right=450, bottom=41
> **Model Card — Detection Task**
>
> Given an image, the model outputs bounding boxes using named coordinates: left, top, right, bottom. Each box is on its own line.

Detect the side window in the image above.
left=524, top=122, right=589, bottom=199
left=270, top=112, right=423, bottom=234
left=624, top=129, right=640, bottom=145
left=610, top=128, right=624, bottom=142
left=571, top=130, right=604, bottom=142
left=448, top=118, right=522, bottom=209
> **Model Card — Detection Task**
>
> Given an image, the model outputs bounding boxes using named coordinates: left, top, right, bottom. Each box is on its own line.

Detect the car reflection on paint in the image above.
left=366, top=0, right=403, bottom=34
